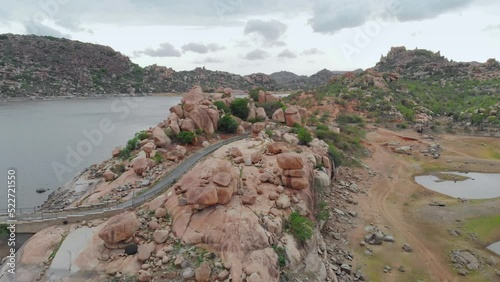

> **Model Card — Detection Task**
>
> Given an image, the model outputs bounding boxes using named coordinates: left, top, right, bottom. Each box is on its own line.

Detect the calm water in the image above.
left=0, top=96, right=181, bottom=211
left=487, top=242, right=500, bottom=255
left=415, top=172, right=500, bottom=199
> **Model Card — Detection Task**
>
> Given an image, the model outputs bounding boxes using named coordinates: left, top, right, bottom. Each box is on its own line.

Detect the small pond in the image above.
left=487, top=242, right=500, bottom=255
left=414, top=172, right=500, bottom=199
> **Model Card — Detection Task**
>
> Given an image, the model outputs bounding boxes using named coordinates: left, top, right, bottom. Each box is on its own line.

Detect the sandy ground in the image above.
left=349, top=127, right=500, bottom=282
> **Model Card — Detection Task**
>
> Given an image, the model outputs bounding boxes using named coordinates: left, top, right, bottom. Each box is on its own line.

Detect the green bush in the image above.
left=272, top=245, right=287, bottom=268
left=135, top=131, right=149, bottom=141
left=214, top=101, right=230, bottom=114
left=286, top=212, right=314, bottom=243
left=297, top=127, right=313, bottom=145
left=153, top=152, right=163, bottom=163
left=316, top=201, right=330, bottom=221
left=118, top=136, right=140, bottom=160
left=247, top=117, right=265, bottom=123
left=111, top=164, right=126, bottom=174
left=336, top=114, right=363, bottom=124
left=261, top=102, right=285, bottom=118
left=218, top=115, right=238, bottom=133
left=316, top=124, right=329, bottom=131
left=230, top=98, right=250, bottom=120
left=328, top=145, right=344, bottom=167
left=178, top=131, right=196, bottom=144
left=0, top=224, right=8, bottom=237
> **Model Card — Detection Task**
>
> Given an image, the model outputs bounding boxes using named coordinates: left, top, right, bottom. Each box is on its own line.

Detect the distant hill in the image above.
left=0, top=34, right=350, bottom=98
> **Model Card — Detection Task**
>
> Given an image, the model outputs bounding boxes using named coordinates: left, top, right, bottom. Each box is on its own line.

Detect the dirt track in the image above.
left=350, top=127, right=500, bottom=282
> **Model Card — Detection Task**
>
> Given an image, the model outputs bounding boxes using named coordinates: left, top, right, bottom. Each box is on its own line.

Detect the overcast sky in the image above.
left=0, top=0, right=499, bottom=75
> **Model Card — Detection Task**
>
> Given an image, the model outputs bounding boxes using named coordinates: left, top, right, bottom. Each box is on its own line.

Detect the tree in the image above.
left=214, top=101, right=230, bottom=114
left=230, top=98, right=250, bottom=120
left=178, top=131, right=196, bottom=144
left=218, top=115, right=238, bottom=133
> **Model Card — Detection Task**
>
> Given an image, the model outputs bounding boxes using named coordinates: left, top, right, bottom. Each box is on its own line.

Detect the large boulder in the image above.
left=272, top=108, right=285, bottom=123
left=132, top=158, right=154, bottom=176
left=285, top=107, right=302, bottom=126
left=98, top=212, right=141, bottom=244
left=213, top=172, right=232, bottom=187
left=267, top=142, right=288, bottom=155
left=152, top=127, right=171, bottom=148
left=187, top=105, right=218, bottom=134
left=170, top=105, right=184, bottom=119
left=258, top=90, right=266, bottom=104
left=251, top=122, right=266, bottom=135
left=180, top=118, right=195, bottom=132
left=256, top=107, right=267, bottom=119
left=277, top=153, right=304, bottom=170
left=281, top=176, right=309, bottom=190
left=182, top=86, right=205, bottom=111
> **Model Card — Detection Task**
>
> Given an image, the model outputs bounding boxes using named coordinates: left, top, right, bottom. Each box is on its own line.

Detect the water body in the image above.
left=487, top=242, right=500, bottom=255
left=0, top=96, right=181, bottom=211
left=415, top=172, right=500, bottom=199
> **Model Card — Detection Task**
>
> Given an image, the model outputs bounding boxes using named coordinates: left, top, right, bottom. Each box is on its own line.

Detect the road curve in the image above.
left=1, top=134, right=248, bottom=223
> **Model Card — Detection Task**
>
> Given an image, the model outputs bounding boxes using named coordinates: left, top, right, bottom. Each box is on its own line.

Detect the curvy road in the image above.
left=0, top=134, right=248, bottom=223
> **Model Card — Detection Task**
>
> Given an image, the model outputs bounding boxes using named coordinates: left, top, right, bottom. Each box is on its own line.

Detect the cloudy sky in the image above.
left=0, top=0, right=499, bottom=75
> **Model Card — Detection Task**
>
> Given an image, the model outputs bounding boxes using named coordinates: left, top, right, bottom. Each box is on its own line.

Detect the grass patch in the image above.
left=463, top=214, right=500, bottom=242
left=285, top=212, right=314, bottom=244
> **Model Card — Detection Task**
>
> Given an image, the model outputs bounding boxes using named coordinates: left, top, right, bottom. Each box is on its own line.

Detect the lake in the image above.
left=414, top=172, right=500, bottom=199
left=0, top=96, right=182, bottom=211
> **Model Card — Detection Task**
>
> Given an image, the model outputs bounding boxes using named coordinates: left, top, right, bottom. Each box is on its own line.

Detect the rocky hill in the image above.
left=0, top=34, right=344, bottom=98
left=286, top=47, right=500, bottom=128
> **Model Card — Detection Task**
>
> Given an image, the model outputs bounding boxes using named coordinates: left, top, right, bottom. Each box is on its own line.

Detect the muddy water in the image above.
left=415, top=172, right=500, bottom=199
left=488, top=242, right=500, bottom=255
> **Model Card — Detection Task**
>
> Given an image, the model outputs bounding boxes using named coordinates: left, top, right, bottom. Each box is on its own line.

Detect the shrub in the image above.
left=316, top=124, right=329, bottom=131
left=153, top=152, right=163, bottom=163
left=336, top=114, right=363, bottom=124
left=286, top=212, right=314, bottom=243
left=135, top=131, right=149, bottom=141
left=316, top=201, right=330, bottom=221
left=218, top=115, right=238, bottom=133
left=328, top=145, right=344, bottom=167
left=247, top=117, right=265, bottom=123
left=178, top=131, right=196, bottom=144
left=230, top=98, right=250, bottom=120
left=111, top=164, right=126, bottom=174
left=126, top=137, right=139, bottom=151
left=272, top=245, right=287, bottom=268
left=297, top=127, right=313, bottom=145
left=214, top=101, right=230, bottom=114
left=265, top=129, right=274, bottom=137
left=261, top=102, right=285, bottom=118
left=118, top=148, right=132, bottom=160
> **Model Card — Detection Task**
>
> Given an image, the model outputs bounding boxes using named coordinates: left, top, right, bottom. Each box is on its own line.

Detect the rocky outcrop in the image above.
left=152, top=127, right=170, bottom=148
left=284, top=107, right=302, bottom=126
left=272, top=108, right=285, bottom=123
left=98, top=212, right=141, bottom=244
left=132, top=158, right=154, bottom=176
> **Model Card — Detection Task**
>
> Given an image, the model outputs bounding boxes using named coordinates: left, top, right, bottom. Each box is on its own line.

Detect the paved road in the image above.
left=0, top=135, right=248, bottom=223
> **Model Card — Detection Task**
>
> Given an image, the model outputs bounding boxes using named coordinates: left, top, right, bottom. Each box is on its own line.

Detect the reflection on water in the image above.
left=414, top=172, right=500, bottom=199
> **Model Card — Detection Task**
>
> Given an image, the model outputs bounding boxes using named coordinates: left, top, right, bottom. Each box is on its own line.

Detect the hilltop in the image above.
left=0, top=34, right=340, bottom=98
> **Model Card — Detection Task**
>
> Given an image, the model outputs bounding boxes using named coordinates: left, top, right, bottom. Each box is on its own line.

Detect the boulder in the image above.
left=272, top=108, right=285, bottom=123
left=112, top=147, right=122, bottom=158
left=153, top=230, right=169, bottom=244
left=213, top=172, right=232, bottom=187
left=137, top=270, right=152, bottom=282
left=314, top=171, right=331, bottom=188
left=251, top=152, right=263, bottom=164
left=170, top=105, right=184, bottom=119
left=277, top=153, right=304, bottom=170
left=170, top=123, right=181, bottom=136
left=256, top=107, right=267, bottom=119
left=282, top=169, right=306, bottom=177
left=285, top=107, right=301, bottom=126
left=228, top=147, right=243, bottom=158
left=276, top=195, right=291, bottom=209
left=223, top=88, right=233, bottom=96
left=152, top=127, right=171, bottom=148
left=237, top=125, right=245, bottom=135
left=186, top=186, right=219, bottom=206
left=187, top=105, right=219, bottom=134
left=242, top=193, right=257, bottom=205
left=267, top=142, right=288, bottom=155
left=281, top=176, right=309, bottom=190
left=137, top=243, right=155, bottom=261
left=252, top=122, right=266, bottom=134
left=195, top=261, right=212, bottom=282
left=283, top=133, right=299, bottom=145
left=182, top=86, right=205, bottom=110
left=258, top=90, right=266, bottom=104
left=265, top=93, right=280, bottom=104
left=103, top=169, right=117, bottom=181
left=98, top=212, right=141, bottom=244
left=142, top=142, right=155, bottom=154
left=132, top=158, right=154, bottom=176
left=180, top=118, right=195, bottom=132
left=155, top=208, right=168, bottom=218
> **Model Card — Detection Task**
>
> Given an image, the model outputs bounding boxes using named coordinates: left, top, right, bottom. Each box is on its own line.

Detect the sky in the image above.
left=0, top=0, right=499, bottom=76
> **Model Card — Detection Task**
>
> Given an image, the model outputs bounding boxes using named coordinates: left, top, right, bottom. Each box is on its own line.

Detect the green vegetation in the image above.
left=111, top=163, right=126, bottom=175
left=464, top=214, right=500, bottom=242
left=260, top=101, right=286, bottom=118
left=247, top=116, right=265, bottom=123
left=214, top=100, right=230, bottom=114
left=0, top=224, right=8, bottom=237
left=285, top=212, right=314, bottom=243
left=336, top=114, right=363, bottom=124
left=153, top=152, right=163, bottom=163
left=230, top=98, right=250, bottom=120
left=297, top=127, right=313, bottom=145
left=316, top=124, right=329, bottom=131
left=272, top=244, right=287, bottom=268
left=218, top=115, right=238, bottom=133
left=265, top=129, right=274, bottom=137
left=316, top=201, right=330, bottom=221
left=315, top=123, right=365, bottom=167
left=118, top=136, right=140, bottom=160
left=249, top=87, right=263, bottom=101
left=178, top=131, right=196, bottom=144
left=135, top=130, right=149, bottom=141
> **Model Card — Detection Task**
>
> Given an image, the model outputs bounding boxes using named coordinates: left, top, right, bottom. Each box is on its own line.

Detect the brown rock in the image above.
left=142, top=142, right=155, bottom=154
left=233, top=157, right=244, bottom=164
left=170, top=105, right=185, bottom=119
left=155, top=208, right=168, bottom=218
left=282, top=169, right=306, bottom=177
left=132, top=158, right=154, bottom=176
left=281, top=176, right=309, bottom=190
left=103, top=169, right=116, bottom=181
left=195, top=261, right=212, bottom=282
left=223, top=88, right=233, bottom=96
left=251, top=122, right=266, bottom=134
left=242, top=193, right=257, bottom=205
left=237, top=125, right=245, bottom=135
left=187, top=105, right=218, bottom=134
left=138, top=270, right=152, bottom=282
left=272, top=108, right=285, bottom=123
left=213, top=172, right=232, bottom=187
left=258, top=90, right=266, bottom=104
left=265, top=93, right=280, bottom=104
left=217, top=186, right=234, bottom=205
left=112, top=147, right=121, bottom=158
left=182, top=86, right=205, bottom=109
left=153, top=229, right=169, bottom=244
left=228, top=147, right=243, bottom=158
left=186, top=186, right=219, bottom=206
left=277, top=153, right=304, bottom=170
left=180, top=118, right=195, bottom=132
left=285, top=107, right=301, bottom=126
left=137, top=243, right=155, bottom=261
left=170, top=123, right=181, bottom=136
left=98, top=212, right=140, bottom=244
left=256, top=107, right=267, bottom=119
left=251, top=152, right=263, bottom=164
left=152, top=127, right=171, bottom=148
left=267, top=142, right=288, bottom=155
left=247, top=272, right=262, bottom=282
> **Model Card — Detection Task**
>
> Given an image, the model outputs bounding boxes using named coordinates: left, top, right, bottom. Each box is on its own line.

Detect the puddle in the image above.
left=488, top=242, right=500, bottom=255
left=414, top=172, right=500, bottom=199
left=46, top=227, right=94, bottom=279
